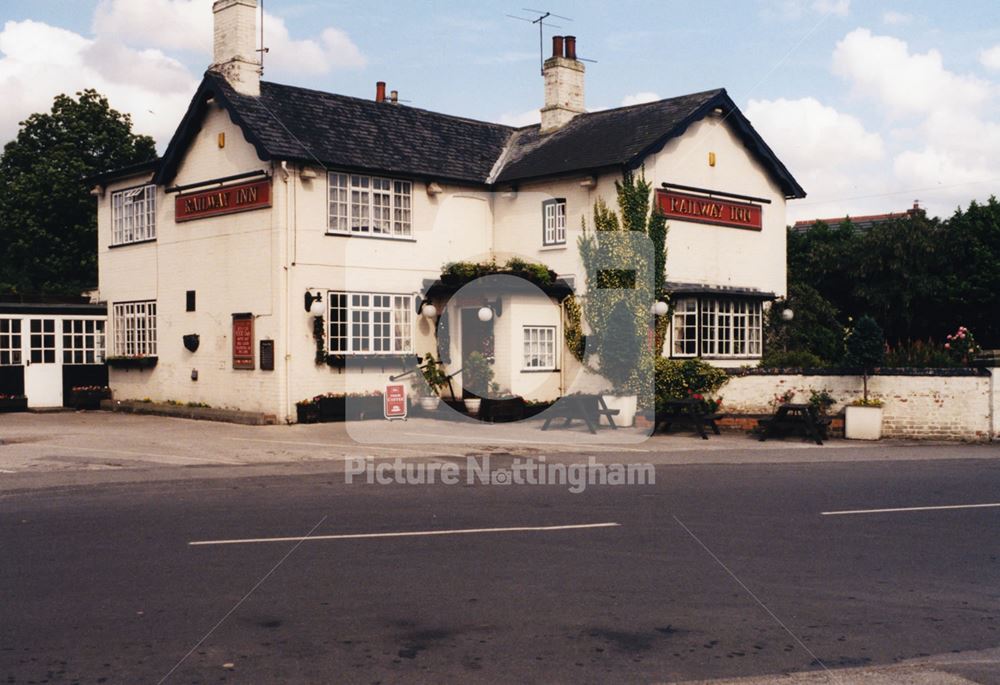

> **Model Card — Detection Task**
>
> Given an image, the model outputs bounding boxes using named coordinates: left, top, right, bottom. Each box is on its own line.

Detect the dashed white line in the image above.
left=189, top=522, right=621, bottom=546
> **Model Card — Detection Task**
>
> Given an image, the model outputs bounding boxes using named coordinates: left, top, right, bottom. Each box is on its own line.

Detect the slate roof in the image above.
left=148, top=71, right=804, bottom=198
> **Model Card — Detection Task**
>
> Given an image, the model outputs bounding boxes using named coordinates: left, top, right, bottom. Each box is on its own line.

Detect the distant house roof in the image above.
left=792, top=203, right=925, bottom=233
left=132, top=71, right=805, bottom=198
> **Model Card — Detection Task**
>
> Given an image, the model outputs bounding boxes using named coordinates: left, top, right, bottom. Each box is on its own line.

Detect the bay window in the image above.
left=669, top=297, right=762, bottom=359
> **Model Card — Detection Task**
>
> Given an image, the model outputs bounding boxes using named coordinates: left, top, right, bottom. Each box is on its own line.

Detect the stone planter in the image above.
left=418, top=396, right=441, bottom=413
left=845, top=405, right=883, bottom=440
left=296, top=403, right=321, bottom=424
left=601, top=394, right=637, bottom=427
left=481, top=396, right=525, bottom=423
left=463, top=398, right=482, bottom=416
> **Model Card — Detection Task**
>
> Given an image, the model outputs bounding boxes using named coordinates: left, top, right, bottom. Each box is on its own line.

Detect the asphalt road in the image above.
left=3, top=454, right=1000, bottom=684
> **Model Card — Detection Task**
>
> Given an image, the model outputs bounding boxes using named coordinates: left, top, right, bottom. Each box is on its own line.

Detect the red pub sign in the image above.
left=176, top=179, right=271, bottom=222
left=232, top=314, right=255, bottom=370
left=384, top=384, right=407, bottom=419
left=656, top=189, right=762, bottom=231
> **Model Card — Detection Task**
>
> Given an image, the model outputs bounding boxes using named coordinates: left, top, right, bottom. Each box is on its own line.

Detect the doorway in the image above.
left=460, top=308, right=494, bottom=397
left=24, top=318, right=61, bottom=407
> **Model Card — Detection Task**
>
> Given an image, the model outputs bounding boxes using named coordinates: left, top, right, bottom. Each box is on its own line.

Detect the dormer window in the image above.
left=328, top=172, right=412, bottom=238
left=542, top=198, right=566, bottom=246
left=111, top=184, right=156, bottom=246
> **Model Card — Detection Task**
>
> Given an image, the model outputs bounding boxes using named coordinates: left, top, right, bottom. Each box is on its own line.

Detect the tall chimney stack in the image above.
left=210, top=0, right=261, bottom=97
left=540, top=35, right=585, bottom=134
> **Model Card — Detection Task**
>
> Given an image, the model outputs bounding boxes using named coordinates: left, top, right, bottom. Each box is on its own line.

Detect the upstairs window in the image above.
left=111, top=185, right=156, bottom=246
left=543, top=199, right=566, bottom=246
left=328, top=173, right=412, bottom=238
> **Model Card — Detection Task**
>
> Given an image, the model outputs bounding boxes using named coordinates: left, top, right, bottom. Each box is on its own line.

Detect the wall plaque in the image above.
left=232, top=314, right=255, bottom=370
left=176, top=179, right=271, bottom=222
left=656, top=189, right=763, bottom=230
left=259, top=340, right=274, bottom=371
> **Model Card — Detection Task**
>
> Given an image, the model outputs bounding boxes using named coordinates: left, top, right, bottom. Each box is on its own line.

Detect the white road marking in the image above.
left=822, top=502, right=1000, bottom=516
left=398, top=432, right=649, bottom=452
left=189, top=522, right=621, bottom=546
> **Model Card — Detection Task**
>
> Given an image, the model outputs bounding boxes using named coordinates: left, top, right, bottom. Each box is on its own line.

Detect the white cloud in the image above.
left=980, top=45, right=1000, bottom=71
left=621, top=92, right=660, bottom=107
left=882, top=10, right=913, bottom=25
left=91, top=0, right=366, bottom=75
left=0, top=19, right=197, bottom=146
left=832, top=28, right=989, bottom=116
left=498, top=109, right=540, bottom=127
left=812, top=0, right=849, bottom=17
left=746, top=97, right=883, bottom=170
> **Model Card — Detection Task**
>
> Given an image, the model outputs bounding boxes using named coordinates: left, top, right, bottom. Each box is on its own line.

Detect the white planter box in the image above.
left=601, top=394, right=637, bottom=427
left=418, top=396, right=441, bottom=412
left=463, top=398, right=482, bottom=416
left=845, top=405, right=883, bottom=440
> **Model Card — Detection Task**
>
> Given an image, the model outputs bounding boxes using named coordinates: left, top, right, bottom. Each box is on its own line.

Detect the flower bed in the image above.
left=70, top=386, right=111, bottom=410
left=0, top=394, right=28, bottom=412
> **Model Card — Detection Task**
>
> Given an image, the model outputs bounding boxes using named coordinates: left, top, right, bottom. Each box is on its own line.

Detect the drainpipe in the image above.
left=281, top=160, right=292, bottom=423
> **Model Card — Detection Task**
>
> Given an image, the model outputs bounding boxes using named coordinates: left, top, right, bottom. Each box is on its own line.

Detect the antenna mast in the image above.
left=258, top=0, right=270, bottom=76
left=506, top=8, right=572, bottom=75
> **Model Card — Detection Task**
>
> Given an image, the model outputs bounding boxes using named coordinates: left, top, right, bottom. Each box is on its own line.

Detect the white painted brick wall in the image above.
left=722, top=372, right=993, bottom=442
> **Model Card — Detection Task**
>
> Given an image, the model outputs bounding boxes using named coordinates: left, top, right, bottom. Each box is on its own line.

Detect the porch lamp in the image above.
left=781, top=307, right=794, bottom=322
left=304, top=291, right=325, bottom=316
left=420, top=303, right=437, bottom=319
left=477, top=299, right=503, bottom=322
left=650, top=300, right=669, bottom=316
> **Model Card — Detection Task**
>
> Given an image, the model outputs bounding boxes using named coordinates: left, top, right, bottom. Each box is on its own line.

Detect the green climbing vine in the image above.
left=313, top=315, right=326, bottom=365
left=563, top=294, right=585, bottom=362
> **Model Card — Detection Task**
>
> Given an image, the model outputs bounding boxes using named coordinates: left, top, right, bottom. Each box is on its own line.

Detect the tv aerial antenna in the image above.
left=506, top=8, right=572, bottom=75
left=257, top=0, right=270, bottom=76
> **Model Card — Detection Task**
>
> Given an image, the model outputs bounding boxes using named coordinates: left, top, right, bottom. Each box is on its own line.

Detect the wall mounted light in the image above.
left=421, top=303, right=438, bottom=319
left=304, top=291, right=325, bottom=316
left=300, top=167, right=318, bottom=180
left=426, top=182, right=443, bottom=196
left=650, top=300, right=669, bottom=316
left=781, top=308, right=795, bottom=322
left=477, top=299, right=503, bottom=322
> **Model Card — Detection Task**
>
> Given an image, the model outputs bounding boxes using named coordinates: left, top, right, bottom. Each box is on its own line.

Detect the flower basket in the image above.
left=0, top=395, right=28, bottom=413
left=106, top=356, right=158, bottom=370
left=70, top=386, right=111, bottom=410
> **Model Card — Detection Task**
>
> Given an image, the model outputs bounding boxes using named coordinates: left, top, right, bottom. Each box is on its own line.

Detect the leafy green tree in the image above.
left=844, top=315, right=885, bottom=402
left=764, top=283, right=843, bottom=365
left=0, top=90, right=156, bottom=295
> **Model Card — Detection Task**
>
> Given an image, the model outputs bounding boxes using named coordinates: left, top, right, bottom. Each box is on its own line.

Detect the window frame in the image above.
left=328, top=172, right=413, bottom=239
left=112, top=300, right=158, bottom=357
left=62, top=318, right=107, bottom=365
left=668, top=296, right=763, bottom=360
left=111, top=183, right=157, bottom=246
left=0, top=318, right=23, bottom=366
left=542, top=198, right=567, bottom=246
left=522, top=325, right=557, bottom=371
left=327, top=291, right=414, bottom=355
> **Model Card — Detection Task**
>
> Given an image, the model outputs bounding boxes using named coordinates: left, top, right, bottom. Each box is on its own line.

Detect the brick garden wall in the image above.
left=719, top=368, right=996, bottom=442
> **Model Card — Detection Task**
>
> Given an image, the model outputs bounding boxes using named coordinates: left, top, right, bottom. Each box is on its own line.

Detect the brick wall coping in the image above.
left=727, top=367, right=991, bottom=378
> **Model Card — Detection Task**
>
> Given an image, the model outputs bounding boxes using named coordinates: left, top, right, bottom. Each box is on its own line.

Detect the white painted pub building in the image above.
left=90, top=0, right=804, bottom=421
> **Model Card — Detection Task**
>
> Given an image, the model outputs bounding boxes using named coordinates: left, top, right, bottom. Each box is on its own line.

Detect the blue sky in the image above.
left=2, top=1, right=999, bottom=222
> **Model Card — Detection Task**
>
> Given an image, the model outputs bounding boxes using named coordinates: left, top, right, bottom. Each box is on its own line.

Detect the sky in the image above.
left=1, top=0, right=999, bottom=223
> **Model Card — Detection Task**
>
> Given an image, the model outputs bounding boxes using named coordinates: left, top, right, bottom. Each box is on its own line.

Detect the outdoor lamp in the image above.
left=304, top=291, right=325, bottom=316
left=651, top=300, right=669, bottom=316
left=421, top=303, right=437, bottom=319
left=781, top=307, right=794, bottom=322
left=477, top=306, right=493, bottom=322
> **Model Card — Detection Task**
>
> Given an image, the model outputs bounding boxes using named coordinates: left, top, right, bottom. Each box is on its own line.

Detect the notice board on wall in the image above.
left=232, top=314, right=255, bottom=370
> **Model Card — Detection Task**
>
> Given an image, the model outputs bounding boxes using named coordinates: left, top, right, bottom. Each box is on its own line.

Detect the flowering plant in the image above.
left=71, top=386, right=111, bottom=393
left=770, top=388, right=796, bottom=409
left=686, top=387, right=722, bottom=413
left=944, top=326, right=981, bottom=365
left=0, top=394, right=26, bottom=400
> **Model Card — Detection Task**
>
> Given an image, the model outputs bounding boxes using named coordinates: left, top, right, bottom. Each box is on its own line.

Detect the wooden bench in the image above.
left=654, top=398, right=721, bottom=440
left=541, top=395, right=620, bottom=434
left=758, top=403, right=829, bottom=445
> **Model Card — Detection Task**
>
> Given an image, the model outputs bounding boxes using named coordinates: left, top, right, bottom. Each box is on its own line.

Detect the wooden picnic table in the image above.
left=653, top=398, right=722, bottom=440
left=757, top=402, right=829, bottom=445
left=541, top=394, right=620, bottom=434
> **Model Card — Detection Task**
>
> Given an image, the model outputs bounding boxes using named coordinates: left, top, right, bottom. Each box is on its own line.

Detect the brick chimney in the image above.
left=210, top=0, right=260, bottom=96
left=540, top=35, right=585, bottom=134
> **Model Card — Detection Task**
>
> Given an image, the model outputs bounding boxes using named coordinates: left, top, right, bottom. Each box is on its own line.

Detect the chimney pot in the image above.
left=565, top=35, right=577, bottom=60
left=552, top=35, right=564, bottom=58
left=390, top=89, right=399, bottom=104
left=376, top=81, right=386, bottom=103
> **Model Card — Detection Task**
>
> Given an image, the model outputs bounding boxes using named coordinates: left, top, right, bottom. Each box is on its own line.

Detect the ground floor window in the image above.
left=62, top=319, right=106, bottom=364
left=328, top=291, right=413, bottom=354
left=112, top=301, right=157, bottom=357
left=29, top=319, right=56, bottom=364
left=523, top=325, right=556, bottom=369
left=669, top=297, right=762, bottom=358
left=0, top=319, right=22, bottom=366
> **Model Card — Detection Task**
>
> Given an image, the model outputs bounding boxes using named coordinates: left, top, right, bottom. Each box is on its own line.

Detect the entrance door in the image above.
left=24, top=318, right=61, bottom=407
left=460, top=308, right=494, bottom=397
